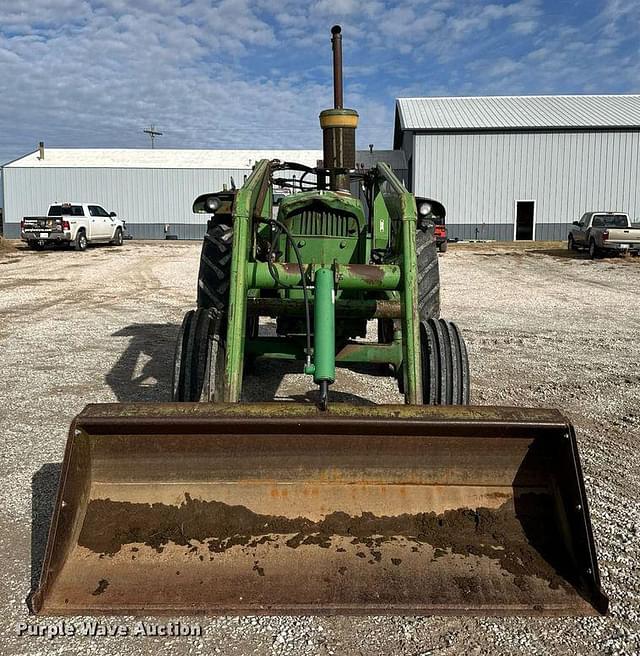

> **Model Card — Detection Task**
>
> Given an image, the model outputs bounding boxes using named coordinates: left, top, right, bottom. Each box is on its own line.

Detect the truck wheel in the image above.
left=111, top=228, right=124, bottom=246
left=74, top=230, right=88, bottom=252
left=438, top=241, right=448, bottom=253
left=589, top=240, right=599, bottom=259
left=420, top=318, right=470, bottom=405
left=197, top=219, right=232, bottom=312
left=568, top=235, right=576, bottom=251
left=416, top=224, right=441, bottom=320
left=172, top=308, right=226, bottom=402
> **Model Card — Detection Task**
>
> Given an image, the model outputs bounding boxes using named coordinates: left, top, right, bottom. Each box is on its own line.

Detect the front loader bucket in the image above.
left=33, top=403, right=607, bottom=616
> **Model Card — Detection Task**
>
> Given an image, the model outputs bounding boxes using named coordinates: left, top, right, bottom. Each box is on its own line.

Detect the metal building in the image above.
left=394, top=94, right=640, bottom=241
left=1, top=148, right=405, bottom=240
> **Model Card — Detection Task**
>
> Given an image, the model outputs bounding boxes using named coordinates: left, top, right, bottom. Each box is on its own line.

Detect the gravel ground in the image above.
left=0, top=240, right=638, bottom=655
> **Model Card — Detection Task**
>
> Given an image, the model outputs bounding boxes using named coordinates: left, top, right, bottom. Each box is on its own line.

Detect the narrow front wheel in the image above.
left=172, top=308, right=226, bottom=402
left=420, top=318, right=470, bottom=405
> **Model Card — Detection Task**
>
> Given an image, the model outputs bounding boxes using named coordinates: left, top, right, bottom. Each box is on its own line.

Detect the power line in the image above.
left=143, top=125, right=163, bottom=148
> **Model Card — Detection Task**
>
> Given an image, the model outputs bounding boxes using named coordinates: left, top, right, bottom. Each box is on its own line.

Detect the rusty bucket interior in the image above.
left=33, top=403, right=608, bottom=616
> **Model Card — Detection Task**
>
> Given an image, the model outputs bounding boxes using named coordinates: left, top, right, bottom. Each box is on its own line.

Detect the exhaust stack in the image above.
left=320, top=25, right=358, bottom=191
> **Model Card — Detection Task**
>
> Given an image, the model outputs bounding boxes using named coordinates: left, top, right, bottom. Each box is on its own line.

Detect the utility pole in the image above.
left=143, top=125, right=163, bottom=148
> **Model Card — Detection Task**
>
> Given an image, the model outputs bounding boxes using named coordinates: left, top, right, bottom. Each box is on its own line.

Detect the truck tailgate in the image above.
left=605, top=228, right=640, bottom=244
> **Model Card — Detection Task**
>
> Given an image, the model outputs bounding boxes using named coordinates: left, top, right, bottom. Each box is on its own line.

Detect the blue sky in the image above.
left=1, top=0, right=639, bottom=165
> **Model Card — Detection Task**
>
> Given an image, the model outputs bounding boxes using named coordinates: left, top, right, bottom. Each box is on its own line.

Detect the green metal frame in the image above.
left=376, top=162, right=422, bottom=404
left=224, top=159, right=271, bottom=402
left=222, top=158, right=422, bottom=405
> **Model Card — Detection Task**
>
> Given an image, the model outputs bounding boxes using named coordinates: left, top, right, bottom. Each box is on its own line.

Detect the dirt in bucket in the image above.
left=77, top=491, right=573, bottom=592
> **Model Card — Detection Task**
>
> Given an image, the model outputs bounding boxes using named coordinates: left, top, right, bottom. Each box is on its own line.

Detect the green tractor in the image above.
left=34, top=26, right=606, bottom=617
left=173, top=27, right=467, bottom=409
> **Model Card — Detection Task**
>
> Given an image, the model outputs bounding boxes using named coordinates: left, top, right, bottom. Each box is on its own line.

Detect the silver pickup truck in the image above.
left=568, top=212, right=640, bottom=258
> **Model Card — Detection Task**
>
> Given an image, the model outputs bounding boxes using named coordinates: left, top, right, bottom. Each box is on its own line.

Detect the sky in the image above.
left=1, top=0, right=639, bottom=165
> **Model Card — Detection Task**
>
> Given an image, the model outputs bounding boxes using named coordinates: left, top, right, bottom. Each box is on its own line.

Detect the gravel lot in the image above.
left=0, top=239, right=638, bottom=655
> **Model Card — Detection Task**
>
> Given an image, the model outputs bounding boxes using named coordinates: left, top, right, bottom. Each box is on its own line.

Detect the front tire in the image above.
left=438, top=241, right=448, bottom=253
left=111, top=228, right=124, bottom=246
left=74, top=230, right=87, bottom=252
left=568, top=235, right=576, bottom=251
left=172, top=308, right=226, bottom=402
left=420, top=318, right=470, bottom=405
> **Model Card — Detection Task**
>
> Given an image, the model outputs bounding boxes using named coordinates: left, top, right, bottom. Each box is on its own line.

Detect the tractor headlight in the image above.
left=204, top=196, right=221, bottom=213
left=418, top=202, right=432, bottom=217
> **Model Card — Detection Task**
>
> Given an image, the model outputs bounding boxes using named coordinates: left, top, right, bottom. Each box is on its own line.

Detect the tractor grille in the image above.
left=288, top=208, right=358, bottom=238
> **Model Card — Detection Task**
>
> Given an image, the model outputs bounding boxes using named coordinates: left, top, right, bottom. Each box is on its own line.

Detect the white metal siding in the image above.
left=2, top=150, right=410, bottom=238
left=2, top=167, right=248, bottom=226
left=412, top=130, right=640, bottom=238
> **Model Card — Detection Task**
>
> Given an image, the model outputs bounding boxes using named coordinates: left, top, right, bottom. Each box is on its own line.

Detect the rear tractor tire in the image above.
left=172, top=308, right=226, bottom=402
left=197, top=219, right=233, bottom=312
left=420, top=318, right=470, bottom=405
left=416, top=223, right=441, bottom=320
left=195, top=218, right=256, bottom=372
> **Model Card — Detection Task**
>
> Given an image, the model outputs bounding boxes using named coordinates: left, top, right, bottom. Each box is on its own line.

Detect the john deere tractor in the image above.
left=34, top=26, right=606, bottom=617
left=173, top=26, right=467, bottom=409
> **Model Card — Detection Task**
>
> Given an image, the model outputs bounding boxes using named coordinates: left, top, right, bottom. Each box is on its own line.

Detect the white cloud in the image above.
left=0, top=0, right=639, bottom=165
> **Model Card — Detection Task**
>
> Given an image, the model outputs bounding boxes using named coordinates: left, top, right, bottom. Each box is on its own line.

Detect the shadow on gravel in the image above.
left=290, top=389, right=376, bottom=406
left=27, top=463, right=62, bottom=610
left=106, top=323, right=383, bottom=405
left=535, top=248, right=585, bottom=259
left=244, top=359, right=377, bottom=405
left=106, top=323, right=179, bottom=402
left=537, top=248, right=639, bottom=263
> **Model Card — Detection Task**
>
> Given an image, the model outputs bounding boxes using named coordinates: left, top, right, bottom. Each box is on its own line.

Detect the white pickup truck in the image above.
left=21, top=202, right=125, bottom=251
left=568, top=212, right=640, bottom=258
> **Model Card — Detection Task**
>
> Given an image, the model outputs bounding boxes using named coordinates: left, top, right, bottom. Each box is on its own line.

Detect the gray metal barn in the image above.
left=394, top=95, right=640, bottom=241
left=1, top=148, right=406, bottom=240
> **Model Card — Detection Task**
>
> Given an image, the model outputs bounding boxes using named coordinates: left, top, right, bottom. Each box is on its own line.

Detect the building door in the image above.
left=515, top=201, right=535, bottom=240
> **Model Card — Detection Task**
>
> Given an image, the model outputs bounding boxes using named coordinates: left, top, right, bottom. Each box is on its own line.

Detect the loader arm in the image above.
left=375, top=161, right=422, bottom=403
left=224, top=159, right=272, bottom=402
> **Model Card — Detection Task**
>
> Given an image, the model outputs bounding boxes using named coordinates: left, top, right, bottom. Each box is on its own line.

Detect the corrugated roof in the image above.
left=4, top=149, right=324, bottom=169
left=396, top=95, right=640, bottom=131
left=4, top=148, right=407, bottom=170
